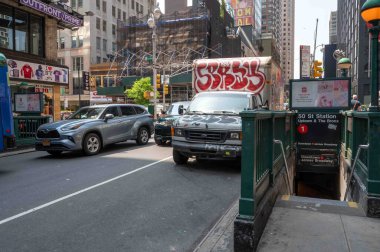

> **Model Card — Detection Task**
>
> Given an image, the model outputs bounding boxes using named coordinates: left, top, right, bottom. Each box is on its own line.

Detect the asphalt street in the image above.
left=0, top=140, right=240, bottom=252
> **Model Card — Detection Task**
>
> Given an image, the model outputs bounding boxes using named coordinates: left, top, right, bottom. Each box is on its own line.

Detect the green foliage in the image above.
left=124, top=77, right=153, bottom=106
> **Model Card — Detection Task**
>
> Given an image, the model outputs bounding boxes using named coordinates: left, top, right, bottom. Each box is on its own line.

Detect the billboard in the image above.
left=300, top=45, right=311, bottom=78
left=290, top=79, right=351, bottom=110
left=7, top=59, right=69, bottom=85
left=14, top=93, right=43, bottom=113
left=227, top=0, right=254, bottom=26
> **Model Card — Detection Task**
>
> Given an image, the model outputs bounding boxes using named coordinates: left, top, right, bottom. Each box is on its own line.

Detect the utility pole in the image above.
left=311, top=18, right=319, bottom=77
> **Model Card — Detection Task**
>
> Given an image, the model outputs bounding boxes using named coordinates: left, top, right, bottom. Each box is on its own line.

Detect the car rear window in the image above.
left=120, top=106, right=136, bottom=116
left=134, top=106, right=146, bottom=114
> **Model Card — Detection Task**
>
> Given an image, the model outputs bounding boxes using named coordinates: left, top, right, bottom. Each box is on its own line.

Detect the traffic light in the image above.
left=313, top=60, right=323, bottom=78
left=164, top=84, right=169, bottom=95
left=143, top=91, right=150, bottom=99
left=156, top=74, right=161, bottom=89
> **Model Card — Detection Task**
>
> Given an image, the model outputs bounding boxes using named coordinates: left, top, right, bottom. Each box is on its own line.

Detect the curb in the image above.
left=193, top=199, right=238, bottom=252
left=0, top=148, right=36, bottom=158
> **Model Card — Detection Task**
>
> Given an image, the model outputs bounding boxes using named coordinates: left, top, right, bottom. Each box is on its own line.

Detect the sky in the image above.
left=157, top=0, right=337, bottom=79
left=294, top=0, right=338, bottom=78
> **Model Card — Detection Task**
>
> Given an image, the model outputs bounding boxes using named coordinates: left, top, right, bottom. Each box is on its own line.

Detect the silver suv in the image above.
left=35, top=104, right=154, bottom=156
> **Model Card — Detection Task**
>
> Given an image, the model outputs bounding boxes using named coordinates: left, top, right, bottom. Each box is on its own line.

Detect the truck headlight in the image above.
left=174, top=128, right=184, bottom=137
left=228, top=132, right=242, bottom=140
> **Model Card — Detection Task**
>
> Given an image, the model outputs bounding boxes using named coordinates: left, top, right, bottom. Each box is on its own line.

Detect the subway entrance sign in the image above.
left=290, top=78, right=351, bottom=196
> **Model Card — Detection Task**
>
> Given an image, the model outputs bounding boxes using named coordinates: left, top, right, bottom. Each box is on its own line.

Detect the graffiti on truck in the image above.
left=193, top=58, right=266, bottom=94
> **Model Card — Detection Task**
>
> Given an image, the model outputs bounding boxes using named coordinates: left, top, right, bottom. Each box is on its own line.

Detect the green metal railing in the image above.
left=14, top=116, right=50, bottom=146
left=342, top=111, right=380, bottom=197
left=237, top=110, right=295, bottom=219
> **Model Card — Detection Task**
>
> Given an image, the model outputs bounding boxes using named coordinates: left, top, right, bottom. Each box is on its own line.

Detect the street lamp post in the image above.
left=337, top=57, right=352, bottom=77
left=148, top=4, right=162, bottom=119
left=361, top=0, right=380, bottom=111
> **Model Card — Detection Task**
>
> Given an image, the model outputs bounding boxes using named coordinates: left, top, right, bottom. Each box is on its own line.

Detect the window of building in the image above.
left=103, top=20, right=107, bottom=31
left=30, top=15, right=43, bottom=56
left=78, top=0, right=83, bottom=8
left=112, top=24, right=116, bottom=35
left=57, top=58, right=65, bottom=65
left=96, top=56, right=101, bottom=64
left=131, top=0, right=135, bottom=10
left=72, top=56, right=83, bottom=71
left=59, top=37, right=65, bottom=49
left=123, top=11, right=126, bottom=21
left=103, top=39, right=107, bottom=51
left=0, top=5, right=13, bottom=50
left=96, top=0, right=100, bottom=9
left=112, top=6, right=116, bottom=17
left=96, top=17, right=101, bottom=29
left=112, top=42, right=116, bottom=51
left=102, top=1, right=107, bottom=12
left=78, top=35, right=83, bottom=47
left=71, top=36, right=77, bottom=48
left=96, top=37, right=101, bottom=50
left=123, top=0, right=126, bottom=4
left=15, top=10, right=28, bottom=53
left=96, top=76, right=101, bottom=86
left=71, top=0, right=76, bottom=8
left=118, top=9, right=121, bottom=19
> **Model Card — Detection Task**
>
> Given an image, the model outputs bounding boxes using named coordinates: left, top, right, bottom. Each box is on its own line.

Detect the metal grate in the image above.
left=186, top=130, right=226, bottom=142
left=36, top=129, right=60, bottom=139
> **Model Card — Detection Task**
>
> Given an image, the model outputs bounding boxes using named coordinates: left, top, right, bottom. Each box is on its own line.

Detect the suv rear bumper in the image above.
left=172, top=140, right=241, bottom=159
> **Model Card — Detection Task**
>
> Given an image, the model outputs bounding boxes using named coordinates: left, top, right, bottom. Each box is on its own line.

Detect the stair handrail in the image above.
left=273, top=139, right=292, bottom=194
left=344, top=144, right=369, bottom=201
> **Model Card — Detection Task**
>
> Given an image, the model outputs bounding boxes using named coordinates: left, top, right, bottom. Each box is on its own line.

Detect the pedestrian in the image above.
left=351, top=94, right=361, bottom=111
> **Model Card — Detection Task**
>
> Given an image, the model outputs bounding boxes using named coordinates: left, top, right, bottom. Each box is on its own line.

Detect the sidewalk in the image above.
left=0, top=146, right=35, bottom=158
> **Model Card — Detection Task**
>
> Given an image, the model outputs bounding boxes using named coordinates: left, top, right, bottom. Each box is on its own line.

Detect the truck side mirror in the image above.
left=178, top=105, right=184, bottom=115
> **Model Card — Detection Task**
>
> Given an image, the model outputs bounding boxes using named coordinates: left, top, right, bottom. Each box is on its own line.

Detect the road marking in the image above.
left=0, top=156, right=173, bottom=226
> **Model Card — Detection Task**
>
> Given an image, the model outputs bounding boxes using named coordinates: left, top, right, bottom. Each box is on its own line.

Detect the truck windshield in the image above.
left=187, top=93, right=250, bottom=115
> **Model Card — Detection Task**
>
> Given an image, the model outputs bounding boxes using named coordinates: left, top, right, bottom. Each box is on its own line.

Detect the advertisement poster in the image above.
left=227, top=0, right=254, bottom=26
left=7, top=59, right=69, bottom=85
left=300, top=45, right=311, bottom=78
left=291, top=79, right=350, bottom=109
left=295, top=112, right=342, bottom=171
left=14, top=93, right=42, bottom=113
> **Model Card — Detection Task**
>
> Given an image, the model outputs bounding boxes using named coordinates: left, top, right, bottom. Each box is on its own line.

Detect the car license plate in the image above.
left=42, top=139, right=50, bottom=147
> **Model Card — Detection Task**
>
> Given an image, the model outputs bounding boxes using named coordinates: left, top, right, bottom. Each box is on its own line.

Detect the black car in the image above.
left=154, top=101, right=190, bottom=145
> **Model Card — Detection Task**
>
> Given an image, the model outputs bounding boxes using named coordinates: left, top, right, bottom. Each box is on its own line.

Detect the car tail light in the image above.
left=171, top=127, right=174, bottom=136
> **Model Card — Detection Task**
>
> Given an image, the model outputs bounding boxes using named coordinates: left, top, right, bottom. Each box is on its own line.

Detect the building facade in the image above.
left=337, top=0, right=369, bottom=103
left=280, top=0, right=295, bottom=91
left=0, top=0, right=82, bottom=121
left=329, top=11, right=338, bottom=44
left=57, top=0, right=152, bottom=110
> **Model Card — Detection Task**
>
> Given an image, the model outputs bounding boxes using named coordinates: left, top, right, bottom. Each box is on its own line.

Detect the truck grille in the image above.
left=37, top=129, right=60, bottom=139
left=186, top=130, right=226, bottom=142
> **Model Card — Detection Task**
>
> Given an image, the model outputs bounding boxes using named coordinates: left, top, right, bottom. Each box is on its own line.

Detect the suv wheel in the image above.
left=173, top=149, right=188, bottom=165
left=47, top=150, right=62, bottom=156
left=136, top=127, right=149, bottom=145
left=154, top=137, right=164, bottom=145
left=83, top=133, right=101, bottom=155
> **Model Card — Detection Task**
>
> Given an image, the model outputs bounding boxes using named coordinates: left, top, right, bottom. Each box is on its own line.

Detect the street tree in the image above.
left=125, top=77, right=155, bottom=106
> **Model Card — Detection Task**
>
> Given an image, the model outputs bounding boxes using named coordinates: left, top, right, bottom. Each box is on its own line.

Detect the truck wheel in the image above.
left=173, top=149, right=188, bottom=165
left=83, top=133, right=101, bottom=156
left=154, top=137, right=164, bottom=145
left=136, top=127, right=149, bottom=145
left=47, top=150, right=62, bottom=156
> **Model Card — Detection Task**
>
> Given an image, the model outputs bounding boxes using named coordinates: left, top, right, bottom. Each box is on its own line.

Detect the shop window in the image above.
left=0, top=5, right=13, bottom=50
left=15, top=10, right=29, bottom=53
left=96, top=76, right=101, bottom=87
left=103, top=76, right=114, bottom=87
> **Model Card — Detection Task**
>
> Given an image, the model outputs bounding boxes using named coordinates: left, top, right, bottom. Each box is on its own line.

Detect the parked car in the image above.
left=154, top=101, right=190, bottom=145
left=35, top=104, right=154, bottom=156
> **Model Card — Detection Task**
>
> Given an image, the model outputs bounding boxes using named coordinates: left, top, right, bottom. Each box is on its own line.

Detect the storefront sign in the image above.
left=7, top=59, right=69, bottom=85
left=291, top=79, right=350, bottom=109
left=82, top=71, right=90, bottom=91
left=90, top=91, right=112, bottom=103
left=35, top=84, right=53, bottom=93
left=227, top=0, right=254, bottom=26
left=19, top=0, right=83, bottom=27
left=296, top=112, right=342, bottom=170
